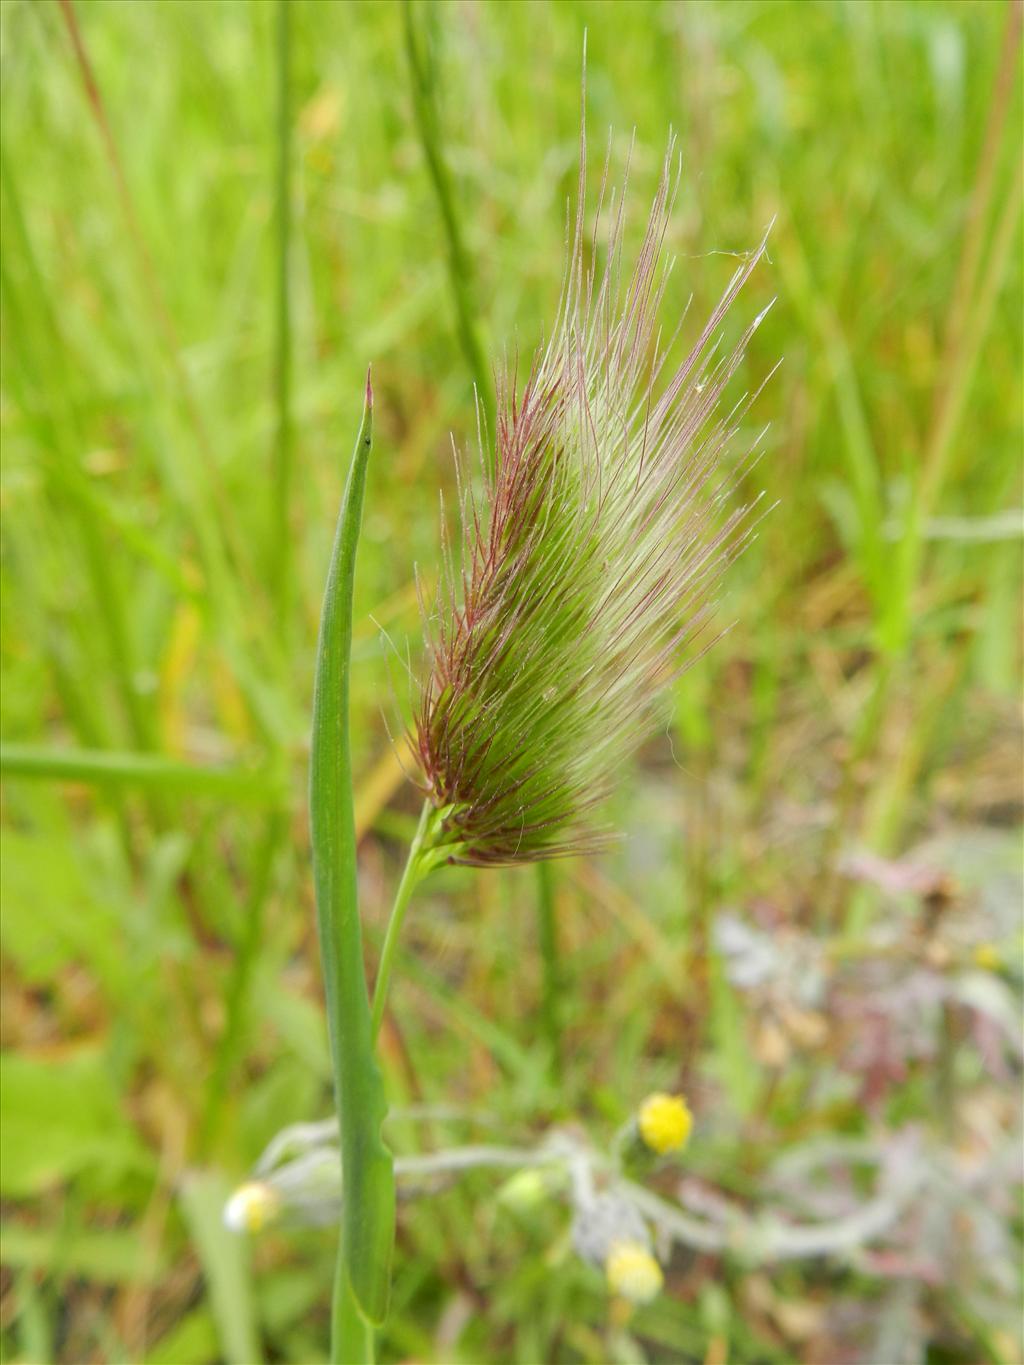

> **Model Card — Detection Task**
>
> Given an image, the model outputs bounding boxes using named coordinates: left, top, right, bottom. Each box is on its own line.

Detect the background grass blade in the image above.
left=402, top=0, right=494, bottom=440
left=271, top=0, right=294, bottom=629
left=199, top=809, right=287, bottom=1154
left=178, top=1170, right=263, bottom=1365
left=0, top=743, right=282, bottom=803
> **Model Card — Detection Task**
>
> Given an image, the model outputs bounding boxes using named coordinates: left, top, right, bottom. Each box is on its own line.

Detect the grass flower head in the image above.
left=415, top=134, right=773, bottom=865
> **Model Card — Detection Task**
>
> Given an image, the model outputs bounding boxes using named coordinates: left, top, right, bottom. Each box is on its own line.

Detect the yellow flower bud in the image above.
left=223, top=1181, right=281, bottom=1234
left=497, top=1168, right=550, bottom=1212
left=605, top=1241, right=663, bottom=1303
left=973, top=943, right=1001, bottom=971
left=637, top=1092, right=693, bottom=1154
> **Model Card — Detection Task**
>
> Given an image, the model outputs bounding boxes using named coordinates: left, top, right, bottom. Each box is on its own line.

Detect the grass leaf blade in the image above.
left=178, top=1170, right=263, bottom=1365
left=310, top=376, right=394, bottom=1332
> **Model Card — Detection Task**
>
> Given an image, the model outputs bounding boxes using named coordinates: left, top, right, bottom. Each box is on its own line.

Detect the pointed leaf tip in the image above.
left=365, top=366, right=373, bottom=409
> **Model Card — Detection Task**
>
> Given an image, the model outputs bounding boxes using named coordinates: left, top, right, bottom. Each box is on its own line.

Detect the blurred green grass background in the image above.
left=0, top=0, right=1021, bottom=1362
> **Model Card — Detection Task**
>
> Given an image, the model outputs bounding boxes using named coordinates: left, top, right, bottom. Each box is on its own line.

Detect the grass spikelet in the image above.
left=414, top=138, right=774, bottom=865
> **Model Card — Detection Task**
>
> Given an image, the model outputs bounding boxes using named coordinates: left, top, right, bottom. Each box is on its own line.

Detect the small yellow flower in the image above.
left=605, top=1241, right=663, bottom=1304
left=973, top=943, right=1001, bottom=971
left=637, top=1092, right=693, bottom=1154
left=223, top=1181, right=281, bottom=1234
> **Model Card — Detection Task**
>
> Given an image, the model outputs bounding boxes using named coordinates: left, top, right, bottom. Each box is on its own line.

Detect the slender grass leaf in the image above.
left=0, top=743, right=283, bottom=804
left=178, top=1169, right=263, bottom=1365
left=310, top=380, right=394, bottom=1328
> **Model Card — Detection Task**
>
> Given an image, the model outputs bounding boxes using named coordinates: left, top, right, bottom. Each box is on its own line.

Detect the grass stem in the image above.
left=535, top=861, right=563, bottom=1082
left=401, top=0, right=494, bottom=446
left=333, top=1269, right=375, bottom=1365
left=272, top=0, right=294, bottom=627
left=371, top=799, right=435, bottom=1042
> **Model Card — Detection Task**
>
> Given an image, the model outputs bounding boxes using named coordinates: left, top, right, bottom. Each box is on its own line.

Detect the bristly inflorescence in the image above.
left=414, top=132, right=775, bottom=866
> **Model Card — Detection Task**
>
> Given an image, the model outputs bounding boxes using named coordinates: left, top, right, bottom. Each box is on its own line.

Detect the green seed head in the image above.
left=415, top=142, right=773, bottom=865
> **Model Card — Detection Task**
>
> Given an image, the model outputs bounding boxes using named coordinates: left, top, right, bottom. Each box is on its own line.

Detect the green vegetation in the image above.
left=1, top=2, right=1020, bottom=1363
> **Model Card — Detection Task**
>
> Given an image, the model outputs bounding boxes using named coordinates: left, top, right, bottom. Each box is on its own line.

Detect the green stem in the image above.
left=371, top=800, right=435, bottom=1042
left=535, top=861, right=562, bottom=1082
left=272, top=0, right=294, bottom=627
left=333, top=1268, right=375, bottom=1365
left=310, top=380, right=393, bottom=1356
left=401, top=0, right=495, bottom=449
